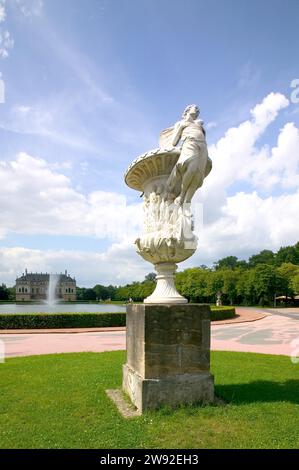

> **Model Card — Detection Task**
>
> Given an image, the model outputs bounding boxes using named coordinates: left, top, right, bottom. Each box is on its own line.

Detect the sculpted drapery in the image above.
left=124, top=104, right=212, bottom=303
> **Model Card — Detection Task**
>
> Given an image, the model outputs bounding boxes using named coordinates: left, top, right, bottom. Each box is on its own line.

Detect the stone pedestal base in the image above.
left=123, top=303, right=214, bottom=413
left=123, top=364, right=214, bottom=412
left=144, top=263, right=187, bottom=304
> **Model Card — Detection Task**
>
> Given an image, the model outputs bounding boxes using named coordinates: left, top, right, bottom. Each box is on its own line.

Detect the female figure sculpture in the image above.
left=167, top=104, right=210, bottom=204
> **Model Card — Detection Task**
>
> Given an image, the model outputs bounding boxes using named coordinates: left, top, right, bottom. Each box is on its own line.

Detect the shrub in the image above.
left=0, top=312, right=126, bottom=329
left=210, top=306, right=235, bottom=321
left=0, top=306, right=235, bottom=329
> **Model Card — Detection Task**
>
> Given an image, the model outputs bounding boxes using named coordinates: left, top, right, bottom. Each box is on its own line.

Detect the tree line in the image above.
left=78, top=242, right=299, bottom=306
left=1, top=242, right=299, bottom=306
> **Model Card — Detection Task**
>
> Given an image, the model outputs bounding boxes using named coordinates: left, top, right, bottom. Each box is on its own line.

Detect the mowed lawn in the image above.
left=0, top=351, right=298, bottom=449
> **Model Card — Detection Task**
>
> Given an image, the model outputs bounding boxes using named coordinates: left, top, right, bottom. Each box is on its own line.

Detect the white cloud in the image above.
left=188, top=91, right=299, bottom=265
left=0, top=152, right=142, bottom=241
left=0, top=1, right=6, bottom=23
left=0, top=1, right=13, bottom=58
left=0, top=0, right=44, bottom=61
left=0, top=29, right=13, bottom=58
left=192, top=189, right=299, bottom=267
left=15, top=0, right=43, bottom=17
left=0, top=102, right=98, bottom=152
left=206, top=121, right=217, bottom=130
left=204, top=92, right=289, bottom=194
left=0, top=92, right=299, bottom=285
left=49, top=160, right=73, bottom=171
left=250, top=122, right=299, bottom=190
left=0, top=90, right=155, bottom=155
left=198, top=92, right=290, bottom=223
left=0, top=243, right=148, bottom=287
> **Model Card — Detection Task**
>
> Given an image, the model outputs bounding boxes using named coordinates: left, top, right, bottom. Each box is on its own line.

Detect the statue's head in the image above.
left=182, top=104, right=200, bottom=119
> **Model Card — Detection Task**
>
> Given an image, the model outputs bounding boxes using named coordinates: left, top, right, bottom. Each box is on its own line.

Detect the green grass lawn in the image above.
left=0, top=351, right=298, bottom=449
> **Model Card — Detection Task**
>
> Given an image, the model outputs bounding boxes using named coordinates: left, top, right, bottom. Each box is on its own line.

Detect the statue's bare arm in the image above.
left=172, top=121, right=186, bottom=147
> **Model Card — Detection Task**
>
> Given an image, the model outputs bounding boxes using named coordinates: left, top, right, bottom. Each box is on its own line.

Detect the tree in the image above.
left=236, top=260, right=248, bottom=269
left=214, top=256, right=239, bottom=270
left=249, top=265, right=287, bottom=306
left=248, top=250, right=275, bottom=267
left=236, top=270, right=254, bottom=305
left=176, top=268, right=210, bottom=302
left=106, top=285, right=117, bottom=300
left=291, top=274, right=299, bottom=294
left=277, top=263, right=299, bottom=291
left=276, top=263, right=299, bottom=304
left=114, top=279, right=155, bottom=302
left=7, top=286, right=15, bottom=301
left=93, top=284, right=116, bottom=300
left=206, top=270, right=224, bottom=304
left=214, top=256, right=248, bottom=271
left=0, top=284, right=9, bottom=300
left=145, top=272, right=156, bottom=282
left=221, top=269, right=240, bottom=305
left=84, top=288, right=97, bottom=301
left=277, top=262, right=299, bottom=280
left=76, top=287, right=96, bottom=301
left=275, top=242, right=299, bottom=266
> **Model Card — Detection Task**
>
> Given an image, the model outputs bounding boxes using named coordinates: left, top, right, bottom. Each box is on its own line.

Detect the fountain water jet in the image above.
left=46, top=273, right=60, bottom=306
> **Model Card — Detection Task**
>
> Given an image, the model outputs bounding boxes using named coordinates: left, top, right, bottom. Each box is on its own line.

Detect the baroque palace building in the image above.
left=15, top=269, right=77, bottom=301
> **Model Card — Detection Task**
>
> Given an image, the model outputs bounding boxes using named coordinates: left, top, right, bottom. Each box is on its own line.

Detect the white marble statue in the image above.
left=124, top=105, right=212, bottom=303
left=167, top=104, right=210, bottom=204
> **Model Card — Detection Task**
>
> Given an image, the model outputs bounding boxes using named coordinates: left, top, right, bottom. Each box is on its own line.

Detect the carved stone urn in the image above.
left=124, top=148, right=197, bottom=303
left=124, top=105, right=212, bottom=304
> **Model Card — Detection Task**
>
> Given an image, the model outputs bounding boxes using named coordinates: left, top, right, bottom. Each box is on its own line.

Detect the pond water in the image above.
left=0, top=303, right=126, bottom=314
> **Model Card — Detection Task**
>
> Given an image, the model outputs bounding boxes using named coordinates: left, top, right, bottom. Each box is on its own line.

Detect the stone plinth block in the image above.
left=122, top=303, right=214, bottom=412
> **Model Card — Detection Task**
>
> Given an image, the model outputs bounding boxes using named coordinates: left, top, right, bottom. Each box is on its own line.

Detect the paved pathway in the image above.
left=1, top=308, right=299, bottom=358
left=1, top=330, right=126, bottom=358
left=211, top=308, right=299, bottom=356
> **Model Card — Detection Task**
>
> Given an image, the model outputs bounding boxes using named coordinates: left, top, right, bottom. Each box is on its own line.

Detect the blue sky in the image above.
left=0, top=0, right=299, bottom=286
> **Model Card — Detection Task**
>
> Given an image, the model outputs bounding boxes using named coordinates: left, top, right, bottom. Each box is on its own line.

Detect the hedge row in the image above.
left=210, top=306, right=236, bottom=321
left=0, top=312, right=126, bottom=329
left=0, top=306, right=236, bottom=329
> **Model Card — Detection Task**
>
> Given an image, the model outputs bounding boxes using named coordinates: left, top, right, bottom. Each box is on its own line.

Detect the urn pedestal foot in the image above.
left=123, top=303, right=214, bottom=413
left=144, top=262, right=187, bottom=304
